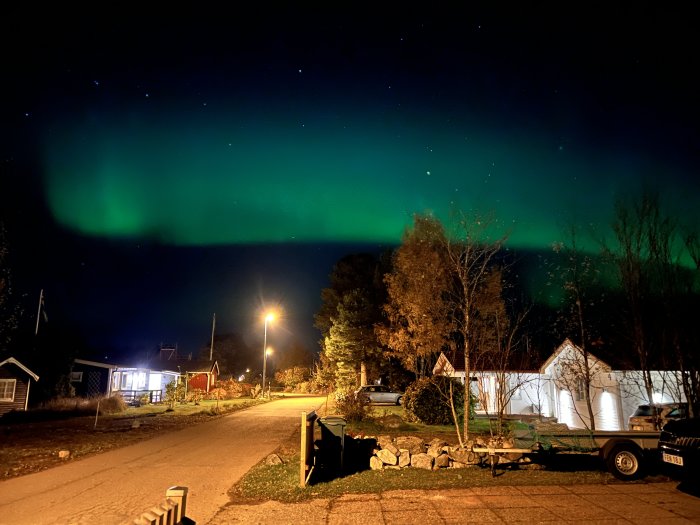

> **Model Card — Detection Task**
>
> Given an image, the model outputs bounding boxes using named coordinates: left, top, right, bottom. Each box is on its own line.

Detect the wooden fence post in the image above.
left=166, top=486, right=188, bottom=524
left=299, top=410, right=317, bottom=487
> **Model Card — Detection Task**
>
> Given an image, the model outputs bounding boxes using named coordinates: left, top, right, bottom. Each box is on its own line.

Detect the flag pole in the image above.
left=35, top=289, right=43, bottom=336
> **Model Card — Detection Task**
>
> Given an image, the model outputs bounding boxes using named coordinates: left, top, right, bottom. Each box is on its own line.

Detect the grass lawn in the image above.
left=230, top=404, right=671, bottom=504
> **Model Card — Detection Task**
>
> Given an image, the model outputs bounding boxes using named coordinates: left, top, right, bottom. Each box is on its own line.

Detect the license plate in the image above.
left=662, top=453, right=684, bottom=466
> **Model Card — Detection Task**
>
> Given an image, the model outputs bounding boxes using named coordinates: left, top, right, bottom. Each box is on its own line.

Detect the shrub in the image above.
left=100, top=394, right=127, bottom=414
left=208, top=378, right=249, bottom=399
left=403, top=376, right=465, bottom=425
left=275, top=366, right=311, bottom=390
left=165, top=380, right=186, bottom=409
left=333, top=388, right=370, bottom=422
left=188, top=388, right=205, bottom=405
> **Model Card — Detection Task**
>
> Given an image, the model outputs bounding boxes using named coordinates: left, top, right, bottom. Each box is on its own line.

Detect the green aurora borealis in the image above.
left=4, top=6, right=699, bottom=356
left=43, top=103, right=695, bottom=250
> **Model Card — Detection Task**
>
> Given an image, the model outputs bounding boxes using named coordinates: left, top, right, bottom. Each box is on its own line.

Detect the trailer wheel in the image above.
left=606, top=444, right=644, bottom=481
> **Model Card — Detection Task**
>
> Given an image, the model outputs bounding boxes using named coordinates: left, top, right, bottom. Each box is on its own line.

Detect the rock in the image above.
left=369, top=456, right=384, bottom=470
left=450, top=460, right=468, bottom=468
left=383, top=442, right=399, bottom=456
left=518, top=462, right=546, bottom=470
left=435, top=453, right=450, bottom=468
left=58, top=450, right=70, bottom=459
left=265, top=453, right=283, bottom=465
left=426, top=443, right=443, bottom=458
left=395, top=436, right=425, bottom=455
left=398, top=449, right=411, bottom=468
left=376, top=435, right=394, bottom=448
left=447, top=446, right=480, bottom=465
left=428, top=438, right=448, bottom=448
left=410, top=453, right=434, bottom=470
left=377, top=448, right=398, bottom=465
left=131, top=420, right=141, bottom=429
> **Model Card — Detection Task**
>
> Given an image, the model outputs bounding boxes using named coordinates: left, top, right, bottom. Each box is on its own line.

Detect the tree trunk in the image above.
left=463, top=337, right=470, bottom=441
left=360, top=361, right=367, bottom=386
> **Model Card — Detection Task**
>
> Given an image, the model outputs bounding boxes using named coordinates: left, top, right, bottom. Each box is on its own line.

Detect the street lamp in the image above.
left=262, top=312, right=275, bottom=397
left=263, top=347, right=273, bottom=396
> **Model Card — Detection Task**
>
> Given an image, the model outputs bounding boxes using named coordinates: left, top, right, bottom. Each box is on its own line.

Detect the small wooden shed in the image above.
left=185, top=360, right=219, bottom=393
left=0, top=357, right=40, bottom=416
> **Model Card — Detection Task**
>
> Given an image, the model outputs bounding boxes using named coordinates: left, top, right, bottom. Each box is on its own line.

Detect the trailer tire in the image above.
left=606, top=444, right=644, bottom=481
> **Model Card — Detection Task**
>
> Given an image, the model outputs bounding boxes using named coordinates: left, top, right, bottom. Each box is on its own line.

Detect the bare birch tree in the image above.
left=443, top=210, right=508, bottom=440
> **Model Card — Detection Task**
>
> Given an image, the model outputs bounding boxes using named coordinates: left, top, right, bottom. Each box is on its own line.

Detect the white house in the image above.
left=433, top=339, right=685, bottom=431
left=72, top=358, right=180, bottom=404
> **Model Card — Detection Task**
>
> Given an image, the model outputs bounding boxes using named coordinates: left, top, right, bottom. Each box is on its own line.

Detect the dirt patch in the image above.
left=0, top=410, right=228, bottom=480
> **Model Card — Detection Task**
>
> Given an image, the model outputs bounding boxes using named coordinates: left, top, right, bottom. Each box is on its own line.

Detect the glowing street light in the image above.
left=262, top=312, right=275, bottom=397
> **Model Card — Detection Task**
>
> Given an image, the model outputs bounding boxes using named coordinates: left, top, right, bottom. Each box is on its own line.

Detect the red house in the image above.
left=185, top=360, right=219, bottom=393
left=0, top=357, right=40, bottom=416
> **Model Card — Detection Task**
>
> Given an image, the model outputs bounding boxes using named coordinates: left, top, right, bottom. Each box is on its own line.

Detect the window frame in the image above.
left=0, top=378, right=17, bottom=402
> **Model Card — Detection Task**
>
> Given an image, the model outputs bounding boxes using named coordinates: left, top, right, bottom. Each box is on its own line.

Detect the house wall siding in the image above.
left=188, top=373, right=209, bottom=392
left=72, top=363, right=111, bottom=397
left=0, top=367, right=30, bottom=415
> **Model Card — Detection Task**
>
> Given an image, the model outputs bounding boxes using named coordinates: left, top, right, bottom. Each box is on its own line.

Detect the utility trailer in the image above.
left=474, top=428, right=660, bottom=481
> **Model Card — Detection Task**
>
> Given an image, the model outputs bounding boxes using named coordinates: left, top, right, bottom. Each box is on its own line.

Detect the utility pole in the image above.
left=209, top=313, right=216, bottom=361
left=35, top=289, right=44, bottom=336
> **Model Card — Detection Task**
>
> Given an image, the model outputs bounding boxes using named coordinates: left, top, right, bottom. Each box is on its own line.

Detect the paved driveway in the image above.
left=210, top=481, right=700, bottom=524
left=0, top=395, right=324, bottom=525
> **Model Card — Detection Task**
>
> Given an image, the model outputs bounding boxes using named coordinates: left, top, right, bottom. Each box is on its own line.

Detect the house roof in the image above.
left=74, top=358, right=121, bottom=370
left=183, top=360, right=219, bottom=374
left=539, top=338, right=611, bottom=373
left=433, top=349, right=540, bottom=375
left=0, top=357, right=40, bottom=381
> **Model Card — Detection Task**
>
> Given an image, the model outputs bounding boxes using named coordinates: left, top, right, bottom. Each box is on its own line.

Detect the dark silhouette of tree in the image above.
left=199, top=332, right=253, bottom=378
left=550, top=223, right=603, bottom=430
left=0, top=223, right=20, bottom=356
left=274, top=339, right=314, bottom=370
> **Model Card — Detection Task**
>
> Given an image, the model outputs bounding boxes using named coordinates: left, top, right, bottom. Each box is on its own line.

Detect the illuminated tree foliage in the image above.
left=378, top=214, right=454, bottom=378
left=316, top=253, right=388, bottom=389
left=324, top=289, right=382, bottom=390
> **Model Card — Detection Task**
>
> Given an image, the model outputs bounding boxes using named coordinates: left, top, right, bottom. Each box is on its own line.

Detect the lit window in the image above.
left=135, top=372, right=147, bottom=389
left=575, top=379, right=587, bottom=401
left=149, top=373, right=162, bottom=391
left=121, top=373, right=133, bottom=390
left=112, top=372, right=121, bottom=391
left=0, top=379, right=16, bottom=402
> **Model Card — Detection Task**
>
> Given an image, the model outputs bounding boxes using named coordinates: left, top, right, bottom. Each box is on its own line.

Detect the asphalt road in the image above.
left=0, top=395, right=325, bottom=525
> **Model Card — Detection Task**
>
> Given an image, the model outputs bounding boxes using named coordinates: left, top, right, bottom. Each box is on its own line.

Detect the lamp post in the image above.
left=262, top=312, right=274, bottom=397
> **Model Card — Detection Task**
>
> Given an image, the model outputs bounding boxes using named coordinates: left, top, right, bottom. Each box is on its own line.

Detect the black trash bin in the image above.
left=318, top=416, right=346, bottom=472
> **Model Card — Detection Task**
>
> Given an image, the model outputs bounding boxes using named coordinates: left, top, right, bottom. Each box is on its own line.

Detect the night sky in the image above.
left=1, top=6, right=698, bottom=361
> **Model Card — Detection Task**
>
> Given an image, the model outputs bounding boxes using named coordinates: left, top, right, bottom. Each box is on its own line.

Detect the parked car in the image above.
left=658, top=417, right=700, bottom=479
left=354, top=385, right=404, bottom=405
left=628, top=402, right=687, bottom=431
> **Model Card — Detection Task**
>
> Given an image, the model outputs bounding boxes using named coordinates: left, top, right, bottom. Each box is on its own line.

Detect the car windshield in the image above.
left=633, top=406, right=655, bottom=417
